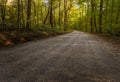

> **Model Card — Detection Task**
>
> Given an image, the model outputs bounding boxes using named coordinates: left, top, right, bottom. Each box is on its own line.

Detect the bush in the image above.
left=104, top=24, right=120, bottom=36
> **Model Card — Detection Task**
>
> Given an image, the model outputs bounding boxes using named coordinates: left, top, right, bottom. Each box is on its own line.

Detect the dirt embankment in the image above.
left=0, top=30, right=68, bottom=47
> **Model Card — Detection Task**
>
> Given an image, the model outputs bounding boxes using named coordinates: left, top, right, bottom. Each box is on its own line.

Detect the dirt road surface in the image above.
left=0, top=31, right=120, bottom=82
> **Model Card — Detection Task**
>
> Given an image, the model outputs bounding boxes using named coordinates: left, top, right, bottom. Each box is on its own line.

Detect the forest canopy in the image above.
left=0, top=0, right=120, bottom=36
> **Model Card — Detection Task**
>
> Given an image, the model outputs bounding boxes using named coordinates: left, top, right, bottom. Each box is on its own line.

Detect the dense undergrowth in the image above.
left=0, top=27, right=71, bottom=47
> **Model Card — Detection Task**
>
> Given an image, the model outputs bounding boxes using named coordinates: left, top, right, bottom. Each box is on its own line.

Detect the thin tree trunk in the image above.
left=93, top=2, right=97, bottom=32
left=33, top=1, right=37, bottom=25
left=64, top=0, right=67, bottom=31
left=49, top=0, right=53, bottom=27
left=53, top=9, right=56, bottom=27
left=90, top=0, right=94, bottom=32
left=58, top=0, right=61, bottom=26
left=0, top=0, right=7, bottom=29
left=116, top=0, right=120, bottom=24
left=26, top=0, right=32, bottom=29
left=40, top=1, right=43, bottom=24
left=43, top=9, right=49, bottom=25
left=99, top=0, right=103, bottom=33
left=105, top=0, right=108, bottom=27
left=17, top=0, right=21, bottom=28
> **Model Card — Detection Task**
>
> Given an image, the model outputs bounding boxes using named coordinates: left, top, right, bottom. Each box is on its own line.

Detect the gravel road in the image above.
left=0, top=31, right=120, bottom=82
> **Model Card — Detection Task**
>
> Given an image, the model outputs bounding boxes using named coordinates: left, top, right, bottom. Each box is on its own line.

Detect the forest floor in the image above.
left=89, top=32, right=120, bottom=59
left=0, top=31, right=120, bottom=82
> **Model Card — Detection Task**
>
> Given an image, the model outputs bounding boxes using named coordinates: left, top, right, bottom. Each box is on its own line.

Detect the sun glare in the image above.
left=7, top=0, right=13, bottom=5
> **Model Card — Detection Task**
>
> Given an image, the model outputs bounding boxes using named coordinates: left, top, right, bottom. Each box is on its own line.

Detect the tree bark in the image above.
left=49, top=0, right=53, bottom=27
left=26, top=0, right=32, bottom=29
left=105, top=0, right=109, bottom=27
left=58, top=0, right=61, bottom=26
left=116, top=0, right=120, bottom=24
left=0, top=0, right=7, bottom=29
left=17, top=0, right=21, bottom=28
left=64, top=0, right=67, bottom=31
left=99, top=0, right=103, bottom=33
left=93, top=1, right=97, bottom=32
left=90, top=0, right=94, bottom=32
left=43, top=9, right=49, bottom=25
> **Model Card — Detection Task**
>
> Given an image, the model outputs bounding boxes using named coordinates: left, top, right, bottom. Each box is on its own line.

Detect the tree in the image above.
left=17, top=0, right=21, bottom=28
left=26, top=0, right=32, bottom=29
left=0, top=0, right=119, bottom=36
left=64, top=0, right=67, bottom=31
left=99, top=0, right=103, bottom=32
left=58, top=0, right=61, bottom=26
left=49, top=0, right=53, bottom=27
left=116, top=0, right=120, bottom=24
left=0, top=0, right=7, bottom=29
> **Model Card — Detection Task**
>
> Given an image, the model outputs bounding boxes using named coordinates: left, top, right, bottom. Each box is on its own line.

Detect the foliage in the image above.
left=0, top=0, right=120, bottom=38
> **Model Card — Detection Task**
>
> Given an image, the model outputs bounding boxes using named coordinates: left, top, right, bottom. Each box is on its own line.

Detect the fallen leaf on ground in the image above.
left=4, top=40, right=13, bottom=46
left=0, top=33, right=7, bottom=41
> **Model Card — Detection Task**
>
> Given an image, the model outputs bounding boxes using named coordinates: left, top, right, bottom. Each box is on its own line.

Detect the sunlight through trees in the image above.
left=0, top=0, right=120, bottom=36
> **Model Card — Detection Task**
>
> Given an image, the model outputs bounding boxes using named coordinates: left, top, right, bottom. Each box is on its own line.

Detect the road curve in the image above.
left=0, top=31, right=120, bottom=82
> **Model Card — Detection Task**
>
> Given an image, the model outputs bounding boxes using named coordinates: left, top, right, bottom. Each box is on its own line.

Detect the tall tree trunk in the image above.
left=49, top=0, right=53, bottom=27
left=21, top=0, right=25, bottom=28
left=67, top=0, right=73, bottom=28
left=33, top=1, right=37, bottom=25
left=53, top=9, right=56, bottom=27
left=99, top=0, right=103, bottom=33
left=43, top=9, right=49, bottom=25
left=116, top=0, right=120, bottom=24
left=93, top=1, right=97, bottom=32
left=17, top=0, right=21, bottom=28
left=26, top=0, right=32, bottom=29
left=90, top=0, right=94, bottom=32
left=0, top=0, right=7, bottom=29
left=64, top=0, right=67, bottom=31
left=105, top=0, right=109, bottom=27
left=40, top=1, right=43, bottom=24
left=58, top=0, right=61, bottom=26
